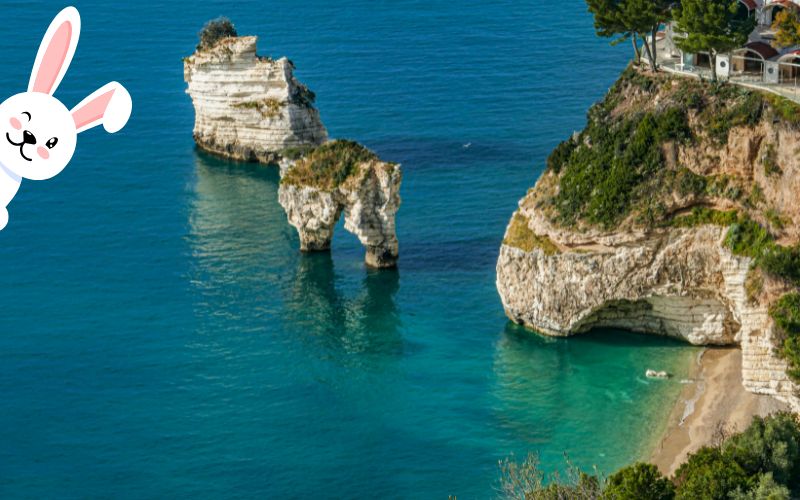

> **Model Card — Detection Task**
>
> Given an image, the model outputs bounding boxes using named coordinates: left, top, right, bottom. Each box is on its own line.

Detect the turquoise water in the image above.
left=0, top=1, right=697, bottom=497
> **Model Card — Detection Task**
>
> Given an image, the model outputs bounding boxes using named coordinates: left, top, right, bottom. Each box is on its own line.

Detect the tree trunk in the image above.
left=711, top=51, right=718, bottom=81
left=650, top=26, right=659, bottom=71
left=641, top=34, right=655, bottom=71
left=632, top=33, right=641, bottom=64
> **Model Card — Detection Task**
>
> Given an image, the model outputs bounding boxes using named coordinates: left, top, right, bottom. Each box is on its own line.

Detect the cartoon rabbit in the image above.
left=0, top=6, right=132, bottom=230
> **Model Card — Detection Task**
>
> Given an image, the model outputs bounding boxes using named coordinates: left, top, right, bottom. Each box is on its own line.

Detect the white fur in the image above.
left=0, top=6, right=132, bottom=230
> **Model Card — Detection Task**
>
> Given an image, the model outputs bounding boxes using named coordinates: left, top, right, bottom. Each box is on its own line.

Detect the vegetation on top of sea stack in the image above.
left=197, top=17, right=238, bottom=50
left=280, top=140, right=380, bottom=190
left=498, top=412, right=800, bottom=499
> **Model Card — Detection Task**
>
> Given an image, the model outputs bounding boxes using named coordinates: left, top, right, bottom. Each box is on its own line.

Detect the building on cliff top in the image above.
left=656, top=0, right=800, bottom=100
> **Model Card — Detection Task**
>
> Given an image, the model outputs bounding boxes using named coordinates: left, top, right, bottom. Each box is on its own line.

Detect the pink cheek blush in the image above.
left=37, top=147, right=49, bottom=160
left=9, top=117, right=21, bottom=130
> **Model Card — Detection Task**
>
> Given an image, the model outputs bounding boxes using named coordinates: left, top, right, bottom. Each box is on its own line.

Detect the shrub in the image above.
left=554, top=106, right=691, bottom=229
left=769, top=293, right=800, bottom=383
left=724, top=217, right=773, bottom=259
left=547, top=138, right=577, bottom=174
left=730, top=473, right=790, bottom=500
left=760, top=245, right=800, bottom=286
left=281, top=140, right=378, bottom=190
left=603, top=463, right=674, bottom=500
left=498, top=453, right=602, bottom=500
left=722, top=412, right=800, bottom=491
left=703, top=91, right=763, bottom=144
left=197, top=17, right=237, bottom=50
left=673, top=447, right=750, bottom=500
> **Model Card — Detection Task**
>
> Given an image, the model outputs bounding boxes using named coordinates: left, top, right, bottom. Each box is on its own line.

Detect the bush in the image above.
left=281, top=140, right=379, bottom=190
left=730, top=473, right=790, bottom=500
left=722, top=412, right=800, bottom=491
left=547, top=138, right=577, bottom=174
left=760, top=245, right=800, bottom=286
left=498, top=453, right=602, bottom=500
left=673, top=447, right=750, bottom=500
left=724, top=217, right=773, bottom=259
left=603, top=463, right=674, bottom=500
left=770, top=293, right=800, bottom=383
left=554, top=106, right=691, bottom=229
left=197, top=17, right=237, bottom=50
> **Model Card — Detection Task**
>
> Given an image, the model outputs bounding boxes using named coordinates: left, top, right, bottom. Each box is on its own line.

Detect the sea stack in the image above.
left=184, top=28, right=401, bottom=267
left=496, top=66, right=800, bottom=411
left=278, top=141, right=401, bottom=268
left=183, top=36, right=327, bottom=162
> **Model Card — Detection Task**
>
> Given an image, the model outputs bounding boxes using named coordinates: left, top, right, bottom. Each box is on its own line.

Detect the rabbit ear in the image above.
left=71, top=82, right=132, bottom=134
left=28, top=6, right=81, bottom=95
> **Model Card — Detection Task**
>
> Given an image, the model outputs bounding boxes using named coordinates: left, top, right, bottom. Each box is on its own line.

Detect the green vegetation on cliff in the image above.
left=281, top=140, right=379, bottom=190
left=499, top=413, right=800, bottom=499
left=544, top=67, right=800, bottom=232
left=504, top=213, right=560, bottom=255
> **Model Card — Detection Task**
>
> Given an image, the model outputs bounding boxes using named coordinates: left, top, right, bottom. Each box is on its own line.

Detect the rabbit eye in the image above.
left=45, top=137, right=58, bottom=149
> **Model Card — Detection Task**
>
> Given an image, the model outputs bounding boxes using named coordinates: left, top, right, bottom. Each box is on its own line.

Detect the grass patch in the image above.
left=233, top=98, right=284, bottom=118
left=670, top=207, right=738, bottom=228
left=281, top=140, right=378, bottom=190
left=503, top=213, right=560, bottom=255
left=765, top=93, right=800, bottom=125
left=702, top=89, right=763, bottom=144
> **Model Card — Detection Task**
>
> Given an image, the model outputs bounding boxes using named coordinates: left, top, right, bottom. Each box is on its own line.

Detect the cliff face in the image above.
left=278, top=141, right=401, bottom=268
left=183, top=36, right=327, bottom=163
left=497, top=68, right=800, bottom=410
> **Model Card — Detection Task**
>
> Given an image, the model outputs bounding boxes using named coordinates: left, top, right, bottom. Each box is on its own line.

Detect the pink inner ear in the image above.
left=31, top=21, right=72, bottom=94
left=72, top=89, right=115, bottom=130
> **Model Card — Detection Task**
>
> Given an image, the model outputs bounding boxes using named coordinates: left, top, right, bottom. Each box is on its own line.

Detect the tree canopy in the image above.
left=586, top=0, right=674, bottom=70
left=672, top=0, right=755, bottom=79
left=773, top=9, right=800, bottom=48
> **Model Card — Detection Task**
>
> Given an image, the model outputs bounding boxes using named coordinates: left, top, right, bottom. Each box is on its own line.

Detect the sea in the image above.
left=0, top=1, right=698, bottom=498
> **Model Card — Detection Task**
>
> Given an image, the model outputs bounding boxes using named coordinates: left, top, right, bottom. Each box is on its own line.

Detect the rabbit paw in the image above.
left=0, top=208, right=8, bottom=231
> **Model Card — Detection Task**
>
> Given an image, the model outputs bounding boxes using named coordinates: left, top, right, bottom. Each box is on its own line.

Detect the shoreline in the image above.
left=649, top=347, right=788, bottom=476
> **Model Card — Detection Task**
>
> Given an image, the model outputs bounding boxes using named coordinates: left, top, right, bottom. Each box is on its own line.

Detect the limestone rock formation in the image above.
left=497, top=67, right=800, bottom=410
left=184, top=36, right=327, bottom=162
left=278, top=141, right=401, bottom=268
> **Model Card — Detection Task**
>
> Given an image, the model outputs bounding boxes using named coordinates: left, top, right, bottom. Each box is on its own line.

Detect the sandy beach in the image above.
left=649, top=347, right=789, bottom=475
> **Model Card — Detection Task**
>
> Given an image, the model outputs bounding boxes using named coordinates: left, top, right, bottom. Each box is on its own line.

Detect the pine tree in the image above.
left=673, top=0, right=756, bottom=80
left=586, top=0, right=674, bottom=71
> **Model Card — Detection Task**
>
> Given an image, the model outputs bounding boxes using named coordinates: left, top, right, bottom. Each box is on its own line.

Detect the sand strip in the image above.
left=649, top=347, right=788, bottom=476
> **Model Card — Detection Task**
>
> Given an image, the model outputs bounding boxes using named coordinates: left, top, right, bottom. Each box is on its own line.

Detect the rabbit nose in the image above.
left=22, top=130, right=36, bottom=145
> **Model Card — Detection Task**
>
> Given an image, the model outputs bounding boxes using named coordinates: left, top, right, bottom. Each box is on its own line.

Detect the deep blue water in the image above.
left=0, top=1, right=697, bottom=498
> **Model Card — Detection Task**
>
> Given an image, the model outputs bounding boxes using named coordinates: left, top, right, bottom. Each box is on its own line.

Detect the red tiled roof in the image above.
left=742, top=41, right=779, bottom=60
left=740, top=0, right=757, bottom=9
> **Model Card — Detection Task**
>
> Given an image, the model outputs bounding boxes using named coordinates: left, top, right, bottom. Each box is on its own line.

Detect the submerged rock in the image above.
left=183, top=36, right=327, bottom=162
left=278, top=141, right=401, bottom=268
left=497, top=67, right=800, bottom=411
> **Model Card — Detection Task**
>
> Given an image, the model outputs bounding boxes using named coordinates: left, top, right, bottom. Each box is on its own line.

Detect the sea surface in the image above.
left=0, top=1, right=698, bottom=498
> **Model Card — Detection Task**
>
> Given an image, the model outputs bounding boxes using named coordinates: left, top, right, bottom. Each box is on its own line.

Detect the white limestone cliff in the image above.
left=496, top=68, right=800, bottom=411
left=183, top=36, right=327, bottom=162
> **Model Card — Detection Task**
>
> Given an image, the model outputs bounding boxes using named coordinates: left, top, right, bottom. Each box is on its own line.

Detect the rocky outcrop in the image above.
left=183, top=36, right=327, bottom=162
left=278, top=141, right=401, bottom=268
left=497, top=68, right=800, bottom=411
